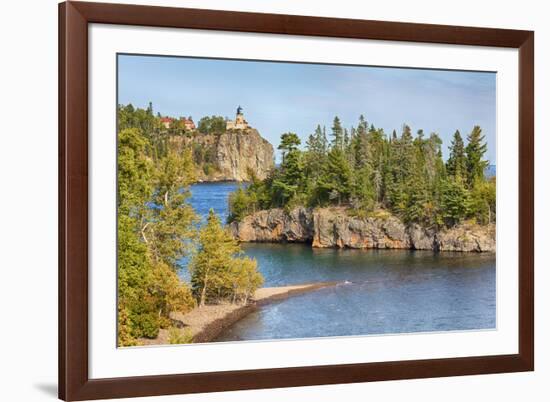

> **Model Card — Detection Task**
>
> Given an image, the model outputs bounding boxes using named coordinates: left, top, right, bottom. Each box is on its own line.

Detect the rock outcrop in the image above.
left=169, top=128, right=274, bottom=181
left=230, top=207, right=313, bottom=243
left=230, top=207, right=495, bottom=252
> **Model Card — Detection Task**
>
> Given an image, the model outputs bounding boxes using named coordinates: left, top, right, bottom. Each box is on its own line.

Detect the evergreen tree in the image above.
left=331, top=116, right=344, bottom=150
left=318, top=118, right=354, bottom=205
left=222, top=114, right=495, bottom=229
left=305, top=125, right=327, bottom=156
left=305, top=125, right=329, bottom=205
left=446, top=130, right=467, bottom=181
left=351, top=115, right=368, bottom=169
left=278, top=132, right=301, bottom=162
left=353, top=164, right=375, bottom=210
left=273, top=133, right=304, bottom=205
left=405, top=132, right=430, bottom=223
left=465, top=125, right=489, bottom=187
left=441, top=178, right=470, bottom=226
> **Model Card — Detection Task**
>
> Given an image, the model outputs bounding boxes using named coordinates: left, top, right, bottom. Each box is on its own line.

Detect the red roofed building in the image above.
left=160, top=117, right=173, bottom=129
left=181, top=117, right=196, bottom=131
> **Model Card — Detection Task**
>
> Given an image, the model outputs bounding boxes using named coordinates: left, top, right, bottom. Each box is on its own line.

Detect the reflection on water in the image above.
left=182, top=182, right=496, bottom=342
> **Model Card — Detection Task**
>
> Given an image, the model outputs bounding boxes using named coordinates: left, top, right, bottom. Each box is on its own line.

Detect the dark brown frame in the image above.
left=59, top=1, right=534, bottom=400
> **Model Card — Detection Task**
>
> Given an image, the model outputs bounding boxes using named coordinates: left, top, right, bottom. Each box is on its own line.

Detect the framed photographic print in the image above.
left=59, top=1, right=534, bottom=400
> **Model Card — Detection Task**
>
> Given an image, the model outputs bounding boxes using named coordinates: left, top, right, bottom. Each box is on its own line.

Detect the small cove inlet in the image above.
left=178, top=182, right=496, bottom=342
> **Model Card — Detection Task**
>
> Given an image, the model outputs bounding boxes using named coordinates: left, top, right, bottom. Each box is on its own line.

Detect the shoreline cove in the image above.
left=139, top=281, right=339, bottom=345
left=140, top=183, right=496, bottom=345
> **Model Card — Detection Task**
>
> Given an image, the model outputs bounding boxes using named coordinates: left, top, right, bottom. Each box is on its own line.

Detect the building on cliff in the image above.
left=161, top=116, right=196, bottom=131
left=160, top=117, right=173, bottom=128
left=180, top=116, right=196, bottom=130
left=226, top=105, right=249, bottom=130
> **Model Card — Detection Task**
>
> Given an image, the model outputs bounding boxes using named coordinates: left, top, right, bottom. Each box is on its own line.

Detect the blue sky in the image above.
left=118, top=54, right=496, bottom=164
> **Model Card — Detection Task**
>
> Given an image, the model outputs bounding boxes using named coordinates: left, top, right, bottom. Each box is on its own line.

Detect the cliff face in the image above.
left=230, top=207, right=495, bottom=252
left=169, top=128, right=274, bottom=182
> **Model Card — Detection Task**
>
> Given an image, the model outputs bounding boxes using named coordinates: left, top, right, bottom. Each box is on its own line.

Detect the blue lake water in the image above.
left=182, top=182, right=496, bottom=342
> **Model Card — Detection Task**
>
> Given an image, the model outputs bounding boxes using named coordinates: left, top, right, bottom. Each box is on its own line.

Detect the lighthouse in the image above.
left=226, top=105, right=249, bottom=130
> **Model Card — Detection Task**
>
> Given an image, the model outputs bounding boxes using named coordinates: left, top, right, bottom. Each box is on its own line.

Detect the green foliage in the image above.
left=319, top=146, right=353, bottom=205
left=440, top=178, right=470, bottom=226
left=330, top=116, right=344, bottom=150
left=272, top=133, right=305, bottom=206
left=278, top=132, right=301, bottom=155
left=118, top=103, right=157, bottom=134
left=168, top=327, right=194, bottom=344
left=138, top=312, right=161, bottom=339
left=446, top=130, right=467, bottom=181
left=228, top=116, right=495, bottom=229
left=467, top=177, right=496, bottom=225
left=146, top=149, right=198, bottom=266
left=117, top=128, right=154, bottom=216
left=228, top=186, right=254, bottom=223
left=465, top=126, right=489, bottom=187
left=198, top=115, right=227, bottom=134
left=190, top=210, right=263, bottom=306
left=229, top=257, right=264, bottom=304
left=117, top=214, right=156, bottom=342
left=117, top=106, right=199, bottom=346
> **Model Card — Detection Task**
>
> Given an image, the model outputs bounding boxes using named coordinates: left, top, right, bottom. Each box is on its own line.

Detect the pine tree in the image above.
left=352, top=115, right=369, bottom=169
left=331, top=116, right=344, bottom=150
left=278, top=132, right=301, bottom=163
left=222, top=113, right=495, bottom=230
left=441, top=178, right=470, bottom=226
left=446, top=130, right=467, bottom=181
left=405, top=132, right=430, bottom=223
left=320, top=146, right=353, bottom=205
left=305, top=125, right=329, bottom=205
left=465, top=125, right=489, bottom=187
left=273, top=133, right=304, bottom=205
left=311, top=118, right=353, bottom=205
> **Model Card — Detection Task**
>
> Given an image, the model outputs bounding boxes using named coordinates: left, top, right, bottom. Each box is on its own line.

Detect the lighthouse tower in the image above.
left=226, top=105, right=249, bottom=130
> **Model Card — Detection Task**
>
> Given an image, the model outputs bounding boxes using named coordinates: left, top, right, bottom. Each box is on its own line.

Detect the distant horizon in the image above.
left=118, top=54, right=497, bottom=164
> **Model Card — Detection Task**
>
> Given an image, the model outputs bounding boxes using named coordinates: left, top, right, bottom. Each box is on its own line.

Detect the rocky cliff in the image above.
left=230, top=207, right=495, bottom=252
left=169, top=128, right=274, bottom=181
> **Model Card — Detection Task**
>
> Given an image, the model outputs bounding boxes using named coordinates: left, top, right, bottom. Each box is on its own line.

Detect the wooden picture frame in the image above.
left=59, top=1, right=534, bottom=400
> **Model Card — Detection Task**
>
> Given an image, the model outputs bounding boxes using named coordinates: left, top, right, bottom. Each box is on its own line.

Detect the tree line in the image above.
left=229, top=115, right=495, bottom=227
left=117, top=104, right=262, bottom=346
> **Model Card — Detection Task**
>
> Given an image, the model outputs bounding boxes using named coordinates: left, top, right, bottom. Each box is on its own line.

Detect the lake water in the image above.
left=183, top=182, right=496, bottom=342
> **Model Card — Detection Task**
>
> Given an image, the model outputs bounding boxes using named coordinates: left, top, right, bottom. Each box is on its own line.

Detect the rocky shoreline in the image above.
left=139, top=281, right=338, bottom=345
left=230, top=207, right=495, bottom=252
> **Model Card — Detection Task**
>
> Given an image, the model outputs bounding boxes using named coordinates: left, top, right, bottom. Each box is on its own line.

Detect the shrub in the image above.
left=135, top=312, right=160, bottom=339
left=168, top=327, right=194, bottom=344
